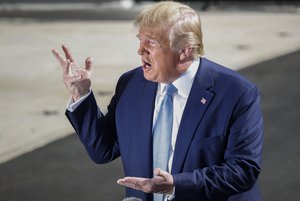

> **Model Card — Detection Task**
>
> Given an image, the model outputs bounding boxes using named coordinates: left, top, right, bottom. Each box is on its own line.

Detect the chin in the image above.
left=143, top=72, right=157, bottom=82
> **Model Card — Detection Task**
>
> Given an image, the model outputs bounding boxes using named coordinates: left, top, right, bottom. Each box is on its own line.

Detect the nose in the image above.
left=137, top=43, right=149, bottom=56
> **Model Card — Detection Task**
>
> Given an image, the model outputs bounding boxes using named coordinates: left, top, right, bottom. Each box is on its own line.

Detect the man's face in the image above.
left=137, top=28, right=181, bottom=83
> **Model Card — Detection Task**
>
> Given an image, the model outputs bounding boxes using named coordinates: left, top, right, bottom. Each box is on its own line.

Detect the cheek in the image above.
left=150, top=49, right=175, bottom=73
left=152, top=52, right=166, bottom=67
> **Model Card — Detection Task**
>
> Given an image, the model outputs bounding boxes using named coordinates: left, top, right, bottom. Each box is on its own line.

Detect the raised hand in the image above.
left=52, top=45, right=93, bottom=101
left=117, top=168, right=174, bottom=195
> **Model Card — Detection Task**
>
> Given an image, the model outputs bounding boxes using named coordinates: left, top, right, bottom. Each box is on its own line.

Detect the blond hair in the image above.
left=134, top=1, right=204, bottom=58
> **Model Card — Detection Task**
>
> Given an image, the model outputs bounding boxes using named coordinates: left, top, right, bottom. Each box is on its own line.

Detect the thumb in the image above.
left=155, top=168, right=174, bottom=186
left=85, top=57, right=94, bottom=71
left=155, top=168, right=170, bottom=179
left=154, top=168, right=169, bottom=178
left=154, top=168, right=161, bottom=176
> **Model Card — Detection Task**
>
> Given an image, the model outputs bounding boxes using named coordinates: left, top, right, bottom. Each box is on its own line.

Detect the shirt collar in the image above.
left=158, top=59, right=200, bottom=98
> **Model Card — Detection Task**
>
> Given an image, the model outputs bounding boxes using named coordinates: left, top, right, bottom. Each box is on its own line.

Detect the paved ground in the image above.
left=0, top=1, right=300, bottom=201
left=0, top=2, right=300, bottom=165
left=240, top=50, right=300, bottom=201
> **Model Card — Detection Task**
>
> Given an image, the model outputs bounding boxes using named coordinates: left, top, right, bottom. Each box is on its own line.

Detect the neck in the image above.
left=177, top=58, right=194, bottom=75
left=166, top=59, right=193, bottom=83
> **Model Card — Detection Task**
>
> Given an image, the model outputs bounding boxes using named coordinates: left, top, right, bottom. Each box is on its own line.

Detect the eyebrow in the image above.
left=136, top=34, right=158, bottom=40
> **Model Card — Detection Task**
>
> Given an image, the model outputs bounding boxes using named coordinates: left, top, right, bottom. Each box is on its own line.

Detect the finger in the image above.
left=117, top=177, right=146, bottom=189
left=85, top=57, right=93, bottom=71
left=52, top=49, right=67, bottom=67
left=154, top=168, right=162, bottom=176
left=117, top=179, right=124, bottom=184
left=155, top=168, right=174, bottom=185
left=117, top=178, right=140, bottom=190
left=118, top=177, right=156, bottom=193
left=69, top=61, right=84, bottom=76
left=120, top=177, right=145, bottom=183
left=62, top=44, right=75, bottom=62
left=155, top=168, right=168, bottom=178
left=59, top=59, right=71, bottom=76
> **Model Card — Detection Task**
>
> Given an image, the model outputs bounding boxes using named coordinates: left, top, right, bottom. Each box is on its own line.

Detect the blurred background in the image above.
left=0, top=0, right=299, bottom=200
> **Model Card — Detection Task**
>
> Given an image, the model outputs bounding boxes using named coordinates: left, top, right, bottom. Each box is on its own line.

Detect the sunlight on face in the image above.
left=137, top=28, right=181, bottom=83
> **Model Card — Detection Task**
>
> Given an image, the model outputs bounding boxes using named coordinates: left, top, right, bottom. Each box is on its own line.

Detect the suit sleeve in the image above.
left=65, top=72, right=130, bottom=164
left=173, top=84, right=264, bottom=200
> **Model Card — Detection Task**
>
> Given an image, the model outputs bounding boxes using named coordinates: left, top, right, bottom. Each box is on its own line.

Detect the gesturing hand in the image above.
left=52, top=45, right=93, bottom=101
left=117, top=168, right=174, bottom=195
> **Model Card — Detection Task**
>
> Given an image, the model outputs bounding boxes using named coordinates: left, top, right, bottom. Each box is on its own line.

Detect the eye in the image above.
left=137, top=35, right=159, bottom=47
left=148, top=39, right=159, bottom=47
left=138, top=38, right=144, bottom=43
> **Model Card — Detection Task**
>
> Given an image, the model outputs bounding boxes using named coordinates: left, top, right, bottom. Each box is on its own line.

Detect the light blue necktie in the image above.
left=153, top=84, right=177, bottom=201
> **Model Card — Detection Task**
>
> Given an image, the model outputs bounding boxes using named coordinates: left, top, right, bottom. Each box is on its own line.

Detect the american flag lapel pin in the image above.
left=201, top=97, right=207, bottom=104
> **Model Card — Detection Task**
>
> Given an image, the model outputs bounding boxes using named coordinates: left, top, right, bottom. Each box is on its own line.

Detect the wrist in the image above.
left=72, top=90, right=90, bottom=102
left=72, top=95, right=82, bottom=102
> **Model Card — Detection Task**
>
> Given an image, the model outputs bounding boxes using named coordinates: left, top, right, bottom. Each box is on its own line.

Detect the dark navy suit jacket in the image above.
left=66, top=58, right=264, bottom=201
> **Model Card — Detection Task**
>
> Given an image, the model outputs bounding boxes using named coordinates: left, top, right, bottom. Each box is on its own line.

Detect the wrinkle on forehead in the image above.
left=138, top=27, right=170, bottom=47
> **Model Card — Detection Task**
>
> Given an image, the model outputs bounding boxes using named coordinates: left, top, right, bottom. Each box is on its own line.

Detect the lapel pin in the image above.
left=201, top=97, right=207, bottom=104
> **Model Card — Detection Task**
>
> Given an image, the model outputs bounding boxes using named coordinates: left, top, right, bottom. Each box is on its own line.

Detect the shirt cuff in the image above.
left=66, top=91, right=92, bottom=112
left=166, top=187, right=175, bottom=200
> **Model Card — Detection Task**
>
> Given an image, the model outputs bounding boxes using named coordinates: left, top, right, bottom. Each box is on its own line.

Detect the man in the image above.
left=52, top=1, right=263, bottom=201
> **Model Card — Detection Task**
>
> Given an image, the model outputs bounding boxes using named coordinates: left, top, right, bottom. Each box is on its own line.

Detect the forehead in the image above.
left=138, top=27, right=169, bottom=43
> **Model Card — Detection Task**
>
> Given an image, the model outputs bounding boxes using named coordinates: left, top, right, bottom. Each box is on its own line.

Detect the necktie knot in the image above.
left=165, top=84, right=177, bottom=97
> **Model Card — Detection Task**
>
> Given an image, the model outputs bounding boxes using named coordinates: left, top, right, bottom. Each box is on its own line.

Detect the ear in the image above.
left=179, top=47, right=193, bottom=61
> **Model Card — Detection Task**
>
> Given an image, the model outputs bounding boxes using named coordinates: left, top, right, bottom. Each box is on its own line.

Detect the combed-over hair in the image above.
left=134, top=1, right=204, bottom=58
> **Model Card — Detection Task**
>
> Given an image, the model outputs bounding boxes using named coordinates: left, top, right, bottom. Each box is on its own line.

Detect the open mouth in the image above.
left=142, top=60, right=152, bottom=71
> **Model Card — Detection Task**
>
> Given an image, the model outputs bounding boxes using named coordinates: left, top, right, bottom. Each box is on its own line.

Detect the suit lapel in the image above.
left=137, top=79, right=157, bottom=177
left=138, top=79, right=157, bottom=136
left=171, top=58, right=215, bottom=174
